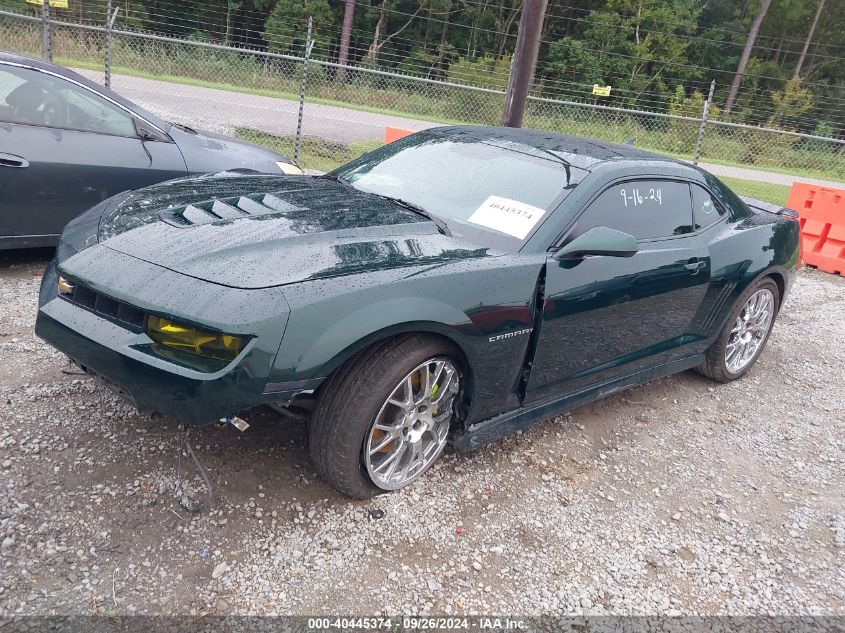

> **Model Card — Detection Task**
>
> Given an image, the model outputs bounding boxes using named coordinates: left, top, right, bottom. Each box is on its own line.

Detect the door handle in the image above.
left=0, top=153, right=28, bottom=168
left=684, top=259, right=706, bottom=274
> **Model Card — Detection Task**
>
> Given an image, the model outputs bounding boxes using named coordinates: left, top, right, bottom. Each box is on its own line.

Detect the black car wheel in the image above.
left=698, top=278, right=780, bottom=383
left=309, top=334, right=462, bottom=498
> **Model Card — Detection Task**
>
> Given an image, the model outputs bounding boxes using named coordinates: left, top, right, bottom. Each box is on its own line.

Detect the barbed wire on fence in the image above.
left=0, top=8, right=843, bottom=188
left=6, top=0, right=845, bottom=125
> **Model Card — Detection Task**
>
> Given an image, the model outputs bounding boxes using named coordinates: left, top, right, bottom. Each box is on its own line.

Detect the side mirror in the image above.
left=553, top=226, right=638, bottom=260
left=134, top=117, right=170, bottom=142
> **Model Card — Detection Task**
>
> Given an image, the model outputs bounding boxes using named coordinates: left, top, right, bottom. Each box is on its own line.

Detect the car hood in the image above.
left=170, top=126, right=295, bottom=174
left=93, top=173, right=492, bottom=289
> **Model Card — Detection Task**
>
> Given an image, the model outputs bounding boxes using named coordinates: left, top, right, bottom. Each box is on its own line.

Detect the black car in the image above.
left=0, top=51, right=300, bottom=249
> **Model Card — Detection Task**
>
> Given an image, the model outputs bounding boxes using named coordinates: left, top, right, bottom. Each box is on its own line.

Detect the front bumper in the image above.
left=37, top=308, right=262, bottom=425
left=36, top=254, right=291, bottom=426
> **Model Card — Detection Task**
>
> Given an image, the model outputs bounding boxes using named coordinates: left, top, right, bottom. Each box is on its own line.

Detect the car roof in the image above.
left=426, top=125, right=692, bottom=171
left=0, top=49, right=170, bottom=132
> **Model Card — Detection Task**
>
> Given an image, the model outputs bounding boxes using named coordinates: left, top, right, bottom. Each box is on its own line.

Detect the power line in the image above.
left=107, top=0, right=845, bottom=81
left=542, top=1, right=845, bottom=52
left=335, top=0, right=844, bottom=90
left=10, top=1, right=845, bottom=122
left=102, top=5, right=845, bottom=115
left=34, top=0, right=845, bottom=57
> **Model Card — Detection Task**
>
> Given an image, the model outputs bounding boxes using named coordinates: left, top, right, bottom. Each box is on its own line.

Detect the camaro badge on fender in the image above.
left=489, top=328, right=533, bottom=343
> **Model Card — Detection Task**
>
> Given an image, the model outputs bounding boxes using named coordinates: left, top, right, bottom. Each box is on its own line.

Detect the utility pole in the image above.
left=501, top=0, right=547, bottom=128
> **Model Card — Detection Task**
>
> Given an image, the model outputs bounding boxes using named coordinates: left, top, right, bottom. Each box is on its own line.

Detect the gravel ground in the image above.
left=0, top=249, right=843, bottom=618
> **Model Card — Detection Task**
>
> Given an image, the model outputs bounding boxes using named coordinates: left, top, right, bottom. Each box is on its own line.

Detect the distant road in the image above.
left=77, top=69, right=435, bottom=142
left=79, top=69, right=845, bottom=189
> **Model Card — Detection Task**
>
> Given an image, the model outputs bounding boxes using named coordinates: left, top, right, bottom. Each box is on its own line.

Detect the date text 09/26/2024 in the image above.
left=305, top=617, right=528, bottom=630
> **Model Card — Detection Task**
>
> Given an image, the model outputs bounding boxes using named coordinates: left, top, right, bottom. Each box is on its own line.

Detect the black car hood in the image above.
left=95, top=173, right=491, bottom=289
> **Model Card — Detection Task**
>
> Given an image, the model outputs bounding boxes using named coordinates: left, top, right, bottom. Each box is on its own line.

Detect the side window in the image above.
left=702, top=173, right=750, bottom=220
left=0, top=65, right=136, bottom=137
left=569, top=180, right=694, bottom=241
left=691, top=183, right=726, bottom=230
left=0, top=66, right=35, bottom=124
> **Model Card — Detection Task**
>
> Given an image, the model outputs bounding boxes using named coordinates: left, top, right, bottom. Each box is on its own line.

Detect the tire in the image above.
left=309, top=334, right=463, bottom=499
left=698, top=277, right=780, bottom=383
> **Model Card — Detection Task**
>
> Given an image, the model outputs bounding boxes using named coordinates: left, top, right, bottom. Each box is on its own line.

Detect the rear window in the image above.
left=692, top=183, right=726, bottom=230
left=703, top=172, right=752, bottom=220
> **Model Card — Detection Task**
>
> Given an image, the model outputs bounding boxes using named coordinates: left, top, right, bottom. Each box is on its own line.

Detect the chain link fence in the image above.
left=2, top=8, right=844, bottom=198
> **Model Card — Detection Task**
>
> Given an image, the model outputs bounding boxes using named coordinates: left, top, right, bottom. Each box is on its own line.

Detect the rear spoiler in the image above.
left=739, top=195, right=799, bottom=220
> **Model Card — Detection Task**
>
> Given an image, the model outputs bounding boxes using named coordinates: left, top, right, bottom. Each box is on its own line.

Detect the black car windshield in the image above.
left=332, top=132, right=589, bottom=250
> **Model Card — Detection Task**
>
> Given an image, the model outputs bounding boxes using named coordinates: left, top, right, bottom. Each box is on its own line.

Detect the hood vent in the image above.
left=161, top=191, right=307, bottom=228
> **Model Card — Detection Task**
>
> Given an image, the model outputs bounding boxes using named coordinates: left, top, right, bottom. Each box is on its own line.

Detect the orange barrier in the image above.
left=787, top=182, right=845, bottom=276
left=384, top=127, right=414, bottom=144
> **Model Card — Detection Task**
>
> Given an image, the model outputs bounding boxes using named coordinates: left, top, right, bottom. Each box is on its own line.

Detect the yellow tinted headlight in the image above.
left=146, top=315, right=245, bottom=362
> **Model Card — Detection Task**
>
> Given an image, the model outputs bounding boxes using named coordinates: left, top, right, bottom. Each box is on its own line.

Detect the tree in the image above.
left=366, top=1, right=427, bottom=66
left=263, top=0, right=335, bottom=58
left=793, top=0, right=826, bottom=80
left=225, top=0, right=242, bottom=46
left=769, top=76, right=813, bottom=128
left=449, top=54, right=512, bottom=89
left=538, top=0, right=701, bottom=109
left=668, top=85, right=720, bottom=119
left=6, top=0, right=843, bottom=137
left=723, top=0, right=773, bottom=116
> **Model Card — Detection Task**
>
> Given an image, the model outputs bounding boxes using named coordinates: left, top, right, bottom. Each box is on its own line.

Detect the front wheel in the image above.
left=309, top=335, right=462, bottom=498
left=698, top=278, right=780, bottom=383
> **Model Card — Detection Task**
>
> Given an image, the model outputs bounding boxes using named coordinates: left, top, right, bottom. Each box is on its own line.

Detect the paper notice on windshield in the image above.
left=467, top=195, right=547, bottom=239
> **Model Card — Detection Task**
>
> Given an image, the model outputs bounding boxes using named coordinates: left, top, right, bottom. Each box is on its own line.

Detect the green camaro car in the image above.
left=36, top=126, right=800, bottom=498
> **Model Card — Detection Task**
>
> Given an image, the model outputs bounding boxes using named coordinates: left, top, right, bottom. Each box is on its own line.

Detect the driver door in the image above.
left=0, top=64, right=187, bottom=240
left=525, top=179, right=712, bottom=403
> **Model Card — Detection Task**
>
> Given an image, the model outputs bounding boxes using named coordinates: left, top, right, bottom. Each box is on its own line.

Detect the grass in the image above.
left=661, top=150, right=843, bottom=183
left=721, top=178, right=791, bottom=206
left=236, top=127, right=382, bottom=172
left=523, top=111, right=845, bottom=183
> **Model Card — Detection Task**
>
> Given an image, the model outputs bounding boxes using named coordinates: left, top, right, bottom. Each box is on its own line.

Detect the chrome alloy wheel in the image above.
left=364, top=358, right=460, bottom=490
left=725, top=288, right=775, bottom=373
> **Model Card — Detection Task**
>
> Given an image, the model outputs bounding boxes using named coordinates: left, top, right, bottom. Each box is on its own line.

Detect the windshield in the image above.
left=332, top=131, right=589, bottom=249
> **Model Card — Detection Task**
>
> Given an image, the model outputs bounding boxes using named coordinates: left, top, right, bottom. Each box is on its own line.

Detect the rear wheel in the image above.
left=309, top=335, right=462, bottom=498
left=698, top=278, right=780, bottom=383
